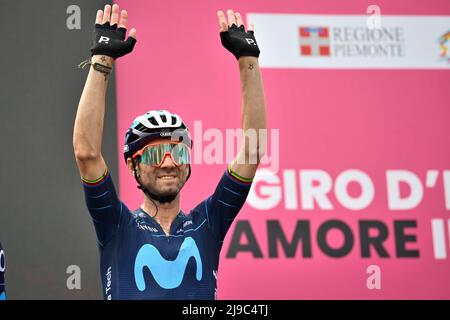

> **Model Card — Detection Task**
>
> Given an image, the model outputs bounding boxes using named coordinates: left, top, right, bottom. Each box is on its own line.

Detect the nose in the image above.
left=159, top=152, right=176, bottom=168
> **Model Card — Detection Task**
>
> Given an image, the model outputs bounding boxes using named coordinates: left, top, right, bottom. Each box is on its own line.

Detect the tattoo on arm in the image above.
left=248, top=63, right=255, bottom=70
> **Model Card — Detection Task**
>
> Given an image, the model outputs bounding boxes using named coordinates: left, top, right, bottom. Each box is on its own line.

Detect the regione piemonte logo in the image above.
left=299, top=26, right=330, bottom=57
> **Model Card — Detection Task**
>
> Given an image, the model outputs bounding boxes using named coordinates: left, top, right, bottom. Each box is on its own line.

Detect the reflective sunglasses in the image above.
left=132, top=142, right=191, bottom=167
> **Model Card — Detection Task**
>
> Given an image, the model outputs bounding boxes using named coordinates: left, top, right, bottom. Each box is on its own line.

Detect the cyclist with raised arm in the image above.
left=73, top=4, right=266, bottom=299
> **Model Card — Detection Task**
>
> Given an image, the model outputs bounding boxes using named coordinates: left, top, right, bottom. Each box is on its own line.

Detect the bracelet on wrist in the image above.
left=77, top=58, right=113, bottom=74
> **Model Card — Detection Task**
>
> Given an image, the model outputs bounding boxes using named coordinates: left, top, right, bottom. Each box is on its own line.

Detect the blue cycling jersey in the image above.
left=0, top=242, right=5, bottom=300
left=83, top=169, right=252, bottom=300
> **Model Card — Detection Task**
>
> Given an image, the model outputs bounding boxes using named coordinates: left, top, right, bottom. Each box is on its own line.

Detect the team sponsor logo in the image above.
left=135, top=213, right=159, bottom=232
left=136, top=221, right=159, bottom=233
left=134, top=237, right=202, bottom=291
left=105, top=266, right=112, bottom=300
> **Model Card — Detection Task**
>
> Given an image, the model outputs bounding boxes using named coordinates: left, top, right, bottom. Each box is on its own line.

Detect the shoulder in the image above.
left=184, top=204, right=208, bottom=228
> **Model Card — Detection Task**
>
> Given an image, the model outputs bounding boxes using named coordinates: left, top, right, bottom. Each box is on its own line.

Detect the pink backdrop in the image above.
left=114, top=0, right=450, bottom=299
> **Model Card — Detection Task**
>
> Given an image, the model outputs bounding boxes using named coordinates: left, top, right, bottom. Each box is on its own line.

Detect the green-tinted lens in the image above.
left=171, top=143, right=191, bottom=165
left=140, top=143, right=190, bottom=166
left=141, top=144, right=165, bottom=165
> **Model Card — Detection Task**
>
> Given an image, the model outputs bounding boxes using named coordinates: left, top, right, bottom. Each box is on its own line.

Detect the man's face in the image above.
left=128, top=140, right=189, bottom=201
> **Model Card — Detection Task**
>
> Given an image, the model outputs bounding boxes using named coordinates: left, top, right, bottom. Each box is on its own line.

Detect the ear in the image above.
left=126, top=158, right=136, bottom=175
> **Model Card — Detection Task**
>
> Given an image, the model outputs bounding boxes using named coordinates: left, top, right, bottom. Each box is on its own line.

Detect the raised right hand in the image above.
left=91, top=4, right=137, bottom=60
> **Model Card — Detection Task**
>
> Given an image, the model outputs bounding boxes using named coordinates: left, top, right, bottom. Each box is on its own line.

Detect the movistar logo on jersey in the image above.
left=134, top=237, right=202, bottom=291
left=0, top=292, right=5, bottom=300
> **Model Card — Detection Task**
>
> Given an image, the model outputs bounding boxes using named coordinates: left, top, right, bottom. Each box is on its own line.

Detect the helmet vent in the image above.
left=135, top=123, right=148, bottom=133
left=149, top=117, right=158, bottom=126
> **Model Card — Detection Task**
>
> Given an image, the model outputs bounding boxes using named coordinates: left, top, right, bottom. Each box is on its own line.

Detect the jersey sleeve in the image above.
left=82, top=169, right=127, bottom=247
left=203, top=166, right=253, bottom=243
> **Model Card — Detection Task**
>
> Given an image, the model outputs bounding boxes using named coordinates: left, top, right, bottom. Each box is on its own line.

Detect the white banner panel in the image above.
left=248, top=14, right=450, bottom=69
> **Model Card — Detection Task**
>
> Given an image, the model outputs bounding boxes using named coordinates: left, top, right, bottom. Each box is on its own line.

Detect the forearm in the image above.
left=238, top=56, right=267, bottom=160
left=73, top=55, right=113, bottom=160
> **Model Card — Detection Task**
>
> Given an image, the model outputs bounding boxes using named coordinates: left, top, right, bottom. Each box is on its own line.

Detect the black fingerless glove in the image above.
left=91, top=22, right=136, bottom=59
left=220, top=24, right=260, bottom=60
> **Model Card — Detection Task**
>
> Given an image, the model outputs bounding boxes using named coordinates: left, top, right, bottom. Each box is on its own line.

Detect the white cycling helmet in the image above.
left=123, top=110, right=191, bottom=162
